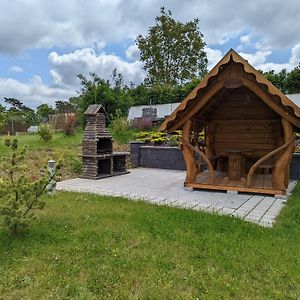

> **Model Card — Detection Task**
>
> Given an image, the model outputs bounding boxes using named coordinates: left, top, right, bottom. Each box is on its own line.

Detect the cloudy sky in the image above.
left=0, top=0, right=300, bottom=108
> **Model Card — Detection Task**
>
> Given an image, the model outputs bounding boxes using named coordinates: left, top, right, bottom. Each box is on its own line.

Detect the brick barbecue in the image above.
left=81, top=104, right=129, bottom=179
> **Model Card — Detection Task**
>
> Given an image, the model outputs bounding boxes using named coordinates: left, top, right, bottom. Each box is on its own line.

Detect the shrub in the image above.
left=109, top=109, right=134, bottom=144
left=72, top=158, right=82, bottom=174
left=110, top=109, right=129, bottom=134
left=0, top=139, right=59, bottom=235
left=134, top=130, right=207, bottom=147
left=149, top=132, right=168, bottom=145
left=38, top=123, right=53, bottom=142
left=169, top=133, right=181, bottom=147
left=136, top=131, right=165, bottom=145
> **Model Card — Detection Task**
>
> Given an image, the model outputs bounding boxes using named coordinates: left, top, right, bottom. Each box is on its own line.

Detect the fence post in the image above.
left=47, top=159, right=56, bottom=195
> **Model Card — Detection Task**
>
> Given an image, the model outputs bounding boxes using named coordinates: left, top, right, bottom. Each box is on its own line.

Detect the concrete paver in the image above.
left=57, top=168, right=296, bottom=227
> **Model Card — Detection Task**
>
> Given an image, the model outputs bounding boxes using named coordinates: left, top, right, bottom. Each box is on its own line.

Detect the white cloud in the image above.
left=0, top=76, right=75, bottom=108
left=207, top=46, right=299, bottom=74
left=0, top=0, right=299, bottom=54
left=93, top=41, right=106, bottom=51
left=240, top=34, right=251, bottom=45
left=0, top=47, right=146, bottom=109
left=237, top=34, right=253, bottom=51
left=49, top=48, right=145, bottom=87
left=290, top=43, right=300, bottom=66
left=217, top=31, right=241, bottom=46
left=9, top=66, right=23, bottom=73
left=126, top=44, right=140, bottom=61
left=205, top=47, right=223, bottom=70
left=0, top=1, right=116, bottom=53
left=256, top=62, right=291, bottom=73
left=238, top=50, right=272, bottom=66
left=238, top=43, right=300, bottom=72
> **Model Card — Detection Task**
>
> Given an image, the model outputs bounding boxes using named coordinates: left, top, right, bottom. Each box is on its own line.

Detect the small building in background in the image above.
left=48, top=112, right=76, bottom=130
left=27, top=125, right=39, bottom=133
left=128, top=103, right=181, bottom=128
left=128, top=95, right=300, bottom=129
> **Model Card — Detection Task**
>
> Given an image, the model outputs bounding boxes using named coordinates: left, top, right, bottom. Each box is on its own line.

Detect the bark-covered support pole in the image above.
left=182, top=120, right=198, bottom=185
left=272, top=119, right=295, bottom=191
left=205, top=123, right=215, bottom=161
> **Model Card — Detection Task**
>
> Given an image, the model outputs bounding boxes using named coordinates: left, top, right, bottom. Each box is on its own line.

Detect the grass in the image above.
left=0, top=128, right=137, bottom=180
left=0, top=127, right=138, bottom=155
left=0, top=186, right=300, bottom=299
left=0, top=130, right=82, bottom=155
left=109, top=127, right=139, bottom=144
left=0, top=130, right=83, bottom=180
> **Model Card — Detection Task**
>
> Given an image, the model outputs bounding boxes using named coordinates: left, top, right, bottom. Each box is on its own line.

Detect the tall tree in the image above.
left=136, top=7, right=207, bottom=85
left=5, top=98, right=26, bottom=111
left=129, top=77, right=200, bottom=106
left=263, top=65, right=300, bottom=94
left=76, top=72, right=133, bottom=126
left=0, top=103, right=5, bottom=128
left=55, top=100, right=75, bottom=113
left=4, top=98, right=37, bottom=134
left=36, top=104, right=54, bottom=122
left=286, top=65, right=300, bottom=93
left=263, top=69, right=288, bottom=93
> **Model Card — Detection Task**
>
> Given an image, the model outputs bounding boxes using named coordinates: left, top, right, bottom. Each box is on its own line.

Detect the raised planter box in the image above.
left=130, top=142, right=186, bottom=170
left=130, top=142, right=300, bottom=180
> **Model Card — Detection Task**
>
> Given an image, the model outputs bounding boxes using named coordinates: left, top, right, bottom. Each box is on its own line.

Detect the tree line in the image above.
left=262, top=67, right=300, bottom=94
left=0, top=97, right=78, bottom=134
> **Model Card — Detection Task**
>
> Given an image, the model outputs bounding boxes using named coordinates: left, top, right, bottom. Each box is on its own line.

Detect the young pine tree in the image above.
left=0, top=139, right=59, bottom=235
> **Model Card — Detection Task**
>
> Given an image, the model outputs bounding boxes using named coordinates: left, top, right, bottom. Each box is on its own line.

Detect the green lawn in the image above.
left=0, top=131, right=83, bottom=180
left=0, top=129, right=136, bottom=180
left=0, top=186, right=300, bottom=299
left=0, top=128, right=138, bottom=155
left=0, top=130, right=83, bottom=155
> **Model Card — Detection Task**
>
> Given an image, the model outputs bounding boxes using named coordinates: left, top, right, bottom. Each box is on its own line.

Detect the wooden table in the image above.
left=224, top=148, right=253, bottom=181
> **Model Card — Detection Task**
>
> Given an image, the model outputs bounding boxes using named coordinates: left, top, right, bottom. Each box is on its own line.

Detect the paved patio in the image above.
left=57, top=168, right=297, bottom=227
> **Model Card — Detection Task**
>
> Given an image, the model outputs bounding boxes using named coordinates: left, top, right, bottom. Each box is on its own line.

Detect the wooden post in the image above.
left=182, top=120, right=198, bottom=184
left=272, top=119, right=295, bottom=190
left=205, top=123, right=215, bottom=160
left=228, top=152, right=245, bottom=180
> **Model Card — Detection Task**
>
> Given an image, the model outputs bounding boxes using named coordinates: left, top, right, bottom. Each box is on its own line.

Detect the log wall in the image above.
left=208, top=92, right=281, bottom=158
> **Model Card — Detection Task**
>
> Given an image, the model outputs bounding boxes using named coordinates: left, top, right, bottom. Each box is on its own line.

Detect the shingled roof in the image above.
left=84, top=104, right=105, bottom=115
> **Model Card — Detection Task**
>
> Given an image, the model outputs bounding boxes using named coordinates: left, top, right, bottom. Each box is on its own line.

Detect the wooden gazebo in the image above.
left=160, top=49, right=300, bottom=195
